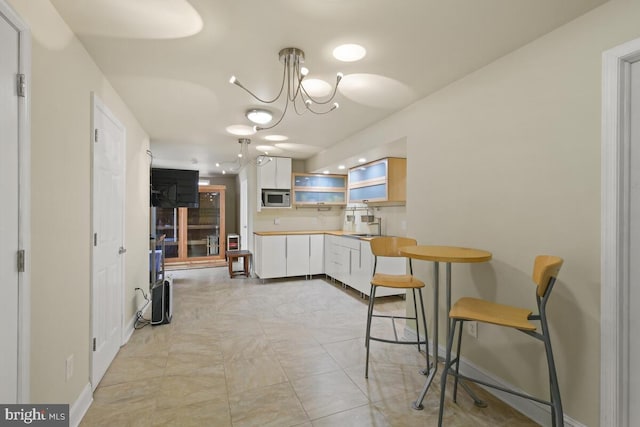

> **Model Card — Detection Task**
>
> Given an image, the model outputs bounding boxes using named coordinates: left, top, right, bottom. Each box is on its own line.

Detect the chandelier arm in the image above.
left=304, top=105, right=338, bottom=115
left=293, top=93, right=310, bottom=116
left=288, top=59, right=304, bottom=103
left=255, top=95, right=291, bottom=131
left=233, top=63, right=287, bottom=104
left=299, top=82, right=340, bottom=105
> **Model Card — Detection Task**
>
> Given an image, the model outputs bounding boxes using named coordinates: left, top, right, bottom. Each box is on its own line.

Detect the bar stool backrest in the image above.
left=533, top=255, right=564, bottom=297
left=370, top=237, right=417, bottom=258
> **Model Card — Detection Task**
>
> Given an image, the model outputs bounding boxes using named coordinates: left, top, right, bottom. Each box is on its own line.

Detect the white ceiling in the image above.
left=51, top=0, right=606, bottom=175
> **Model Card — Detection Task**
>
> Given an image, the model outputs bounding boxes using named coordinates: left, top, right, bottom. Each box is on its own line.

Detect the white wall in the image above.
left=7, top=0, right=150, bottom=405
left=307, top=0, right=640, bottom=424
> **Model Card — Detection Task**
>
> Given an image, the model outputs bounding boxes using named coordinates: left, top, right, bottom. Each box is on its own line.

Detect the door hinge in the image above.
left=94, top=233, right=98, bottom=246
left=94, top=129, right=99, bottom=143
left=17, top=74, right=26, bottom=98
left=92, top=338, right=96, bottom=352
left=17, top=250, right=25, bottom=273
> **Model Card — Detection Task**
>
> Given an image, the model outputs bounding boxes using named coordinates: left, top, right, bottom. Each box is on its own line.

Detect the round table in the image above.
left=399, top=245, right=492, bottom=410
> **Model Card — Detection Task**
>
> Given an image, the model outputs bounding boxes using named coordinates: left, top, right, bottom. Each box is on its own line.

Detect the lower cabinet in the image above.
left=254, top=234, right=325, bottom=279
left=325, top=236, right=406, bottom=297
left=254, top=233, right=405, bottom=297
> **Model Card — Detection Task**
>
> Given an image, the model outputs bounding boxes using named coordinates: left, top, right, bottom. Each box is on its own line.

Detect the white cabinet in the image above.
left=324, top=236, right=405, bottom=297
left=259, top=157, right=292, bottom=190
left=255, top=233, right=325, bottom=279
left=309, top=234, right=325, bottom=275
left=254, top=235, right=286, bottom=279
left=286, top=234, right=310, bottom=277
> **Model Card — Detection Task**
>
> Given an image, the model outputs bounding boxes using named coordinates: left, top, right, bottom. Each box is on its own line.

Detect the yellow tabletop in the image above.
left=399, top=245, right=492, bottom=263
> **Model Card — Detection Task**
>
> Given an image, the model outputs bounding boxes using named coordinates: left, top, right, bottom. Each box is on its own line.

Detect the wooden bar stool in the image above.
left=438, top=255, right=564, bottom=426
left=365, top=236, right=430, bottom=379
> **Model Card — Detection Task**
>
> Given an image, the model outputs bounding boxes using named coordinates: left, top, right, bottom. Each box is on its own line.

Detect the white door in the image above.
left=629, top=59, right=640, bottom=426
left=91, top=94, right=126, bottom=389
left=0, top=8, right=20, bottom=403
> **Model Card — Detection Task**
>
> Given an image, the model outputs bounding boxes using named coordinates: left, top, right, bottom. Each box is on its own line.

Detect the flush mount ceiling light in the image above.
left=230, top=47, right=342, bottom=131
left=246, top=109, right=273, bottom=125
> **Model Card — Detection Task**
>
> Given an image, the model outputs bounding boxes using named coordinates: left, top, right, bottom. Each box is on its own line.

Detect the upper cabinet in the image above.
left=348, top=157, right=406, bottom=205
left=292, top=173, right=347, bottom=206
left=258, top=157, right=292, bottom=190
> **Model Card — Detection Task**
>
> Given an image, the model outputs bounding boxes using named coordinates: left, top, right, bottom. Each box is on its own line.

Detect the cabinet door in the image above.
left=286, top=234, right=310, bottom=277
left=275, top=157, right=292, bottom=189
left=259, top=159, right=278, bottom=189
left=256, top=235, right=287, bottom=278
left=325, top=235, right=339, bottom=278
left=309, top=234, right=325, bottom=275
left=356, top=242, right=375, bottom=295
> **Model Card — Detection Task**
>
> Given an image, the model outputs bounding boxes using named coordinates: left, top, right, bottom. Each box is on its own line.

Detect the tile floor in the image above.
left=80, top=267, right=539, bottom=426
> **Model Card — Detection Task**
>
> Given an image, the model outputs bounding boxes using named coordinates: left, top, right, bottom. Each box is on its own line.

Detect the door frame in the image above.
left=0, top=0, right=31, bottom=403
left=601, top=36, right=640, bottom=427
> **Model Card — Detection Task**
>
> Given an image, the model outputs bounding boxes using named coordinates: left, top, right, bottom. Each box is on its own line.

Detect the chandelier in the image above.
left=216, top=138, right=272, bottom=174
left=229, top=47, right=343, bottom=131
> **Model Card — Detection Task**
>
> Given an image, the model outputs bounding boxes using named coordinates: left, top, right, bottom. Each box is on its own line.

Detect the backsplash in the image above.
left=343, top=203, right=407, bottom=237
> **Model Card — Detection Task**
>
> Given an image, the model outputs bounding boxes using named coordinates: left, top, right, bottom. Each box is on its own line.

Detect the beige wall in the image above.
left=307, top=0, right=640, bottom=424
left=7, top=0, right=150, bottom=405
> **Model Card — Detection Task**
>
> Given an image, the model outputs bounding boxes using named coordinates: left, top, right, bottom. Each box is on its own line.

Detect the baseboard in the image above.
left=404, top=326, right=586, bottom=427
left=70, top=382, right=93, bottom=427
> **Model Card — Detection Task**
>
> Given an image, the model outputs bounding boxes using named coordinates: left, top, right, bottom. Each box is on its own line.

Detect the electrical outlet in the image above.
left=274, top=217, right=280, bottom=225
left=65, top=355, right=74, bottom=381
left=466, top=321, right=478, bottom=339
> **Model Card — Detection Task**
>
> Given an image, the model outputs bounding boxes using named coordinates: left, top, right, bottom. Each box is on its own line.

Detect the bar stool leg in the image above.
left=364, top=285, right=377, bottom=379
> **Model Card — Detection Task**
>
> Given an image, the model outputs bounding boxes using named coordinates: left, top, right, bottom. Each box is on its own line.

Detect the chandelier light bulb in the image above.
left=215, top=162, right=220, bottom=167
left=222, top=170, right=226, bottom=174
left=305, top=99, right=312, bottom=106
left=333, top=102, right=340, bottom=109
left=300, top=67, right=309, bottom=77
left=229, top=75, right=237, bottom=84
left=337, top=72, right=344, bottom=80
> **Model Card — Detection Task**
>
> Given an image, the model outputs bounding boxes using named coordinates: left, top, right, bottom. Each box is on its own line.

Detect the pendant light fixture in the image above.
left=230, top=47, right=343, bottom=131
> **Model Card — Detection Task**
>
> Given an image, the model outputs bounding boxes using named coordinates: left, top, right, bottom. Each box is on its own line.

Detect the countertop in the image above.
left=253, top=230, right=380, bottom=241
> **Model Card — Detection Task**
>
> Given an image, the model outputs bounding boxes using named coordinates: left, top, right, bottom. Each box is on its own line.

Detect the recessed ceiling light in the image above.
left=226, top=125, right=256, bottom=136
left=338, top=165, right=346, bottom=170
left=264, top=134, right=288, bottom=142
left=323, top=170, right=330, bottom=174
left=358, top=158, right=367, bottom=163
left=333, top=44, right=366, bottom=62
left=246, top=109, right=272, bottom=125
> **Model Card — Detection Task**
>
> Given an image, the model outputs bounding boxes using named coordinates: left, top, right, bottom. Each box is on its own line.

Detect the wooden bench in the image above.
left=226, top=250, right=252, bottom=278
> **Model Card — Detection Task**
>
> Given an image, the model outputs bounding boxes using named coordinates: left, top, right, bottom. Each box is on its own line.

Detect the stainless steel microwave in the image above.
left=262, top=189, right=290, bottom=207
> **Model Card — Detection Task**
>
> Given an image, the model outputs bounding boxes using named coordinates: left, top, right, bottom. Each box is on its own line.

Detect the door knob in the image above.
left=119, top=247, right=127, bottom=254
